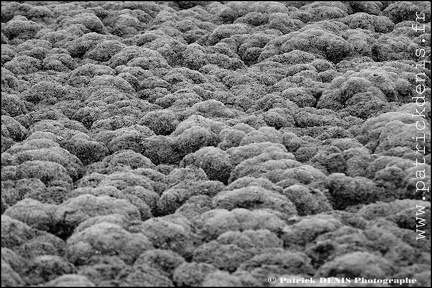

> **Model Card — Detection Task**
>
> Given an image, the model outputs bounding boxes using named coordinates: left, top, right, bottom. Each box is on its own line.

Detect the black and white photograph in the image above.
left=1, top=1, right=431, bottom=287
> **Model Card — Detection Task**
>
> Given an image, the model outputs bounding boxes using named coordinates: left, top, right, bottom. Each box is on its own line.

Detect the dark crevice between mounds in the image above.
left=48, top=211, right=75, bottom=241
